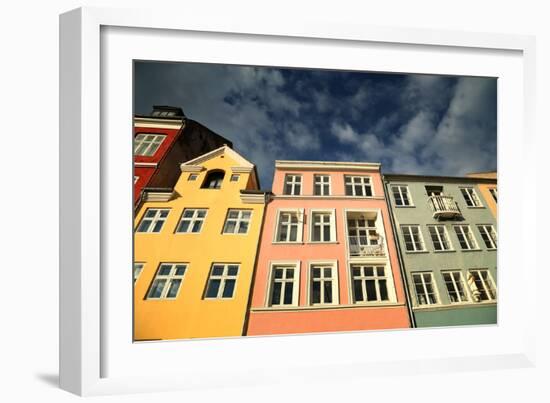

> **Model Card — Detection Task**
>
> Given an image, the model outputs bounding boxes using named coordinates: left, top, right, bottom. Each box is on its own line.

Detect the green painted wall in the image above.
left=384, top=177, right=497, bottom=328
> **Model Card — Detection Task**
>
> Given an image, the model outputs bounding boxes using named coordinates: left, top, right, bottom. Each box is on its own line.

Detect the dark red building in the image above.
left=134, top=105, right=232, bottom=206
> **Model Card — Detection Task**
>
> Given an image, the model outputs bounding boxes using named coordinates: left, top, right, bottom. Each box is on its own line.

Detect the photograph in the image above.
left=132, top=61, right=497, bottom=341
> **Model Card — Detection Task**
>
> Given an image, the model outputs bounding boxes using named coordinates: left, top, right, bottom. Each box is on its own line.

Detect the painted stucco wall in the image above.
left=247, top=166, right=411, bottom=336
left=133, top=150, right=265, bottom=340
left=385, top=177, right=497, bottom=328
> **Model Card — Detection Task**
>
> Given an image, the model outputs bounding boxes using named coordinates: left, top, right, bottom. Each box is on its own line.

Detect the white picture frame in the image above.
left=59, top=6, right=537, bottom=396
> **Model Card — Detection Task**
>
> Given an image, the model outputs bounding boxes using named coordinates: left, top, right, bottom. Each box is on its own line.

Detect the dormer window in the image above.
left=202, top=170, right=225, bottom=189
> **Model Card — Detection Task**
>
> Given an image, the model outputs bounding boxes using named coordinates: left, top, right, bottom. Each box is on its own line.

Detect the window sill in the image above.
left=433, top=249, right=456, bottom=253
left=413, top=301, right=497, bottom=311
left=405, top=250, right=429, bottom=254
left=466, top=206, right=485, bottom=209
left=272, top=241, right=305, bottom=245
left=460, top=248, right=482, bottom=252
left=306, top=241, right=339, bottom=245
left=394, top=205, right=416, bottom=208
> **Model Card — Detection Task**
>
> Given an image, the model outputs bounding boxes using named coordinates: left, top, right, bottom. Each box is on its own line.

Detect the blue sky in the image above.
left=135, top=62, right=497, bottom=189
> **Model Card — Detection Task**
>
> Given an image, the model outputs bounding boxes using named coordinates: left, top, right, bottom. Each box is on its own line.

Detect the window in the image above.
left=442, top=271, right=468, bottom=303
left=412, top=272, right=438, bottom=305
left=489, top=188, right=497, bottom=202
left=467, top=269, right=496, bottom=302
left=401, top=225, right=425, bottom=252
left=428, top=225, right=452, bottom=251
left=314, top=174, right=331, bottom=196
left=345, top=176, right=373, bottom=196
left=275, top=211, right=302, bottom=242
left=392, top=185, right=412, bottom=206
left=134, top=133, right=166, bottom=156
left=175, top=209, right=207, bottom=233
left=146, top=263, right=187, bottom=299
left=310, top=211, right=335, bottom=242
left=477, top=225, right=497, bottom=249
left=136, top=208, right=170, bottom=233
left=230, top=174, right=240, bottom=182
left=268, top=265, right=299, bottom=306
left=188, top=173, right=198, bottom=181
left=310, top=264, right=337, bottom=305
left=351, top=265, right=390, bottom=303
left=454, top=225, right=478, bottom=250
left=204, top=264, right=239, bottom=299
left=223, top=209, right=252, bottom=234
left=133, top=263, right=144, bottom=284
left=284, top=174, right=302, bottom=195
left=425, top=185, right=443, bottom=196
left=460, top=187, right=482, bottom=207
left=134, top=176, right=139, bottom=184
left=202, top=170, right=225, bottom=189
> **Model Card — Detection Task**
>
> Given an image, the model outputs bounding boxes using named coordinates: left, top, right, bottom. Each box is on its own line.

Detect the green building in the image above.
left=383, top=174, right=497, bottom=328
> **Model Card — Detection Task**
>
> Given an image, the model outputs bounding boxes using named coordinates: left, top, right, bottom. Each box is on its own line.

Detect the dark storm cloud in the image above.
left=135, top=62, right=497, bottom=188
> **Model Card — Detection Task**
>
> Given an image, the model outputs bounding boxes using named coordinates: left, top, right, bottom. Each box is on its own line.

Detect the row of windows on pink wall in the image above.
left=279, top=173, right=377, bottom=196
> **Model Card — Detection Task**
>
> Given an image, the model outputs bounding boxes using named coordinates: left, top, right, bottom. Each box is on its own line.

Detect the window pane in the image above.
left=271, top=282, right=282, bottom=305
left=238, top=221, right=249, bottom=233
left=228, top=266, right=239, bottom=276
left=289, top=226, right=297, bottom=241
left=136, top=220, right=151, bottom=232
left=159, top=265, right=172, bottom=275
left=353, top=280, right=364, bottom=301
left=145, top=210, right=157, bottom=218
left=323, top=225, right=331, bottom=241
left=177, top=221, right=190, bottom=233
left=152, top=221, right=164, bottom=233
left=324, top=268, right=332, bottom=277
left=312, top=268, right=321, bottom=278
left=196, top=210, right=206, bottom=218
left=159, top=210, right=169, bottom=218
left=365, top=280, right=377, bottom=301
left=345, top=184, right=353, bottom=195
left=274, top=269, right=283, bottom=279
left=283, top=282, right=294, bottom=304
left=205, top=279, right=221, bottom=298
left=191, top=220, right=203, bottom=233
left=212, top=266, right=224, bottom=276
left=379, top=280, right=388, bottom=300
left=148, top=279, right=166, bottom=298
left=228, top=211, right=239, bottom=219
left=222, top=279, right=236, bottom=298
left=285, top=268, right=294, bottom=279
left=313, top=226, right=321, bottom=241
left=311, top=281, right=321, bottom=304
left=224, top=221, right=236, bottom=233
left=166, top=279, right=181, bottom=298
left=175, top=266, right=186, bottom=276
left=324, top=281, right=333, bottom=303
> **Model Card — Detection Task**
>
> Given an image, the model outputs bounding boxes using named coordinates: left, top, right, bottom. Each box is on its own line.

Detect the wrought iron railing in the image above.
left=428, top=195, right=462, bottom=219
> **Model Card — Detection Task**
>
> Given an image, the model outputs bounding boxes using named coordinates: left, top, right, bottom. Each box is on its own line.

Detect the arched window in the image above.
left=202, top=170, right=225, bottom=189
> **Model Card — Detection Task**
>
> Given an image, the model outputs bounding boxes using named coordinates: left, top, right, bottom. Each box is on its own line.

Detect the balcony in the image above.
left=348, top=235, right=385, bottom=257
left=428, top=195, right=462, bottom=219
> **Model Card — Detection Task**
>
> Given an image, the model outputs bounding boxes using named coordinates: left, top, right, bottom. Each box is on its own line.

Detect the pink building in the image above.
left=246, top=161, right=411, bottom=335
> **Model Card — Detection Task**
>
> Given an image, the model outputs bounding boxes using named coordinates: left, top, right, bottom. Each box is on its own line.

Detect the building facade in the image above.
left=133, top=146, right=267, bottom=340
left=246, top=161, right=411, bottom=336
left=133, top=105, right=231, bottom=206
left=384, top=174, right=498, bottom=327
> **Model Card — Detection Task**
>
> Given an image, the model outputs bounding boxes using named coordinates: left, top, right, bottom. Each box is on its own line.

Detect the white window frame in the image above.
left=273, top=209, right=304, bottom=243
left=313, top=174, right=331, bottom=196
left=134, top=176, right=139, bottom=184
left=175, top=208, right=208, bottom=233
left=283, top=174, right=302, bottom=195
left=133, top=262, right=144, bottom=284
left=441, top=270, right=469, bottom=303
left=344, top=175, right=373, bottom=197
left=411, top=272, right=439, bottom=306
left=308, top=209, right=337, bottom=243
left=350, top=264, right=392, bottom=304
left=427, top=225, right=453, bottom=251
left=391, top=184, right=413, bottom=206
left=477, top=224, right=497, bottom=249
left=467, top=269, right=497, bottom=302
left=135, top=208, right=170, bottom=233
left=133, top=133, right=166, bottom=156
left=266, top=261, right=301, bottom=307
left=460, top=187, right=483, bottom=207
left=307, top=261, right=338, bottom=306
left=453, top=225, right=479, bottom=250
left=146, top=263, right=187, bottom=300
left=204, top=263, right=240, bottom=299
left=489, top=187, right=498, bottom=202
left=401, top=225, right=426, bottom=252
left=222, top=209, right=252, bottom=234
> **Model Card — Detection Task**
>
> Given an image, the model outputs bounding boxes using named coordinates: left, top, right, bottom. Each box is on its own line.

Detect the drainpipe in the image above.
left=383, top=178, right=417, bottom=328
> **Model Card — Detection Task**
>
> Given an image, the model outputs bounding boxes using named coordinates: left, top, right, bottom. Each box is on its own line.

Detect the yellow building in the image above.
left=133, top=146, right=267, bottom=340
left=466, top=171, right=497, bottom=218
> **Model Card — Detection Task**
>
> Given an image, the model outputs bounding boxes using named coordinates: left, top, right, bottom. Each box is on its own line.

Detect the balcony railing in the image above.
left=428, top=195, right=462, bottom=219
left=348, top=235, right=385, bottom=257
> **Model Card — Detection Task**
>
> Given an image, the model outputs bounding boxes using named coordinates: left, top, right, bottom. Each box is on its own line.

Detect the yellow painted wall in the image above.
left=133, top=150, right=265, bottom=340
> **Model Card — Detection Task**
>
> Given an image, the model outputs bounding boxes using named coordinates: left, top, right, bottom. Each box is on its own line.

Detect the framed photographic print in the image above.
left=60, top=6, right=537, bottom=396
